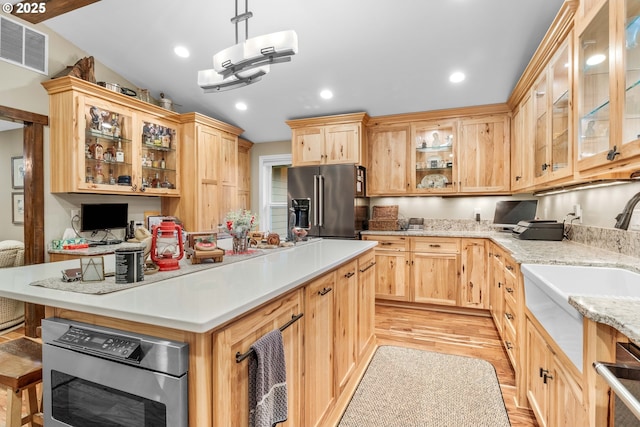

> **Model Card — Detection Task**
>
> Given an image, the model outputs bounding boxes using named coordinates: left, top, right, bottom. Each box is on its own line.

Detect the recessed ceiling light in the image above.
left=449, top=72, right=465, bottom=83
left=235, top=102, right=248, bottom=111
left=174, top=46, right=190, bottom=58
left=320, top=89, right=333, bottom=99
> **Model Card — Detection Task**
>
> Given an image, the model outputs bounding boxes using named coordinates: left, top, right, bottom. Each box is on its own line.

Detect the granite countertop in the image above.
left=364, top=229, right=640, bottom=345
left=0, top=239, right=376, bottom=333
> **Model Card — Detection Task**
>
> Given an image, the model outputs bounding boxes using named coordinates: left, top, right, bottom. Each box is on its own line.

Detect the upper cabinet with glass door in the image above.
left=43, top=76, right=181, bottom=196
left=411, top=122, right=456, bottom=194
left=577, top=0, right=640, bottom=173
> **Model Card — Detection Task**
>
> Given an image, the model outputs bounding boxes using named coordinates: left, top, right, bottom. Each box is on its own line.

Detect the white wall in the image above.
left=0, top=128, right=25, bottom=241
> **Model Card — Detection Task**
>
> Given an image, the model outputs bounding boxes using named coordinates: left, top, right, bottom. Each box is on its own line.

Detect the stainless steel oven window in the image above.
left=51, top=370, right=167, bottom=426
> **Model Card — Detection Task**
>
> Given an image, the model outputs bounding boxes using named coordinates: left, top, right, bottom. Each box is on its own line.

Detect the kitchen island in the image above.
left=0, top=238, right=378, bottom=427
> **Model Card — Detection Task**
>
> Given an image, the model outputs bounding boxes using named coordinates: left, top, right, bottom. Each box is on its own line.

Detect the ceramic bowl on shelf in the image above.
left=420, top=174, right=448, bottom=189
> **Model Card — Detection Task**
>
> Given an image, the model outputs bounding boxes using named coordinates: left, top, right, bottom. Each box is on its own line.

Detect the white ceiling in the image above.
left=45, top=0, right=565, bottom=143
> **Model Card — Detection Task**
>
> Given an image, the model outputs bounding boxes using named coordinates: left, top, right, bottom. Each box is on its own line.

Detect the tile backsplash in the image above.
left=566, top=224, right=640, bottom=258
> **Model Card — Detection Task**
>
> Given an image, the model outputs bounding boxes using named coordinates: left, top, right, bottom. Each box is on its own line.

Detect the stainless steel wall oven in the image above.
left=42, top=317, right=189, bottom=427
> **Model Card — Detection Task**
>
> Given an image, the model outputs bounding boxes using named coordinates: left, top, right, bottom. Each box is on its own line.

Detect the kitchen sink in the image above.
left=521, top=264, right=640, bottom=373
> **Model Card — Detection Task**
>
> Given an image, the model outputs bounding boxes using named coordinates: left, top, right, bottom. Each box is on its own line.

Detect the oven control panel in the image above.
left=55, top=326, right=141, bottom=360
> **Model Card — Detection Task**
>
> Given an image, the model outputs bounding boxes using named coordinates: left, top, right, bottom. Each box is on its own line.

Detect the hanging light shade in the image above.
left=198, top=66, right=269, bottom=92
left=213, top=30, right=298, bottom=78
left=198, top=0, right=298, bottom=92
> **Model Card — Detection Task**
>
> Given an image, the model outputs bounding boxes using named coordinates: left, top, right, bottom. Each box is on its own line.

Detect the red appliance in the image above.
left=150, top=220, right=184, bottom=271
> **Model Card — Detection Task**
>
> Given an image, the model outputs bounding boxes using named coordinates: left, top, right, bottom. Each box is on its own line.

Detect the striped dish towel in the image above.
left=248, top=329, right=288, bottom=427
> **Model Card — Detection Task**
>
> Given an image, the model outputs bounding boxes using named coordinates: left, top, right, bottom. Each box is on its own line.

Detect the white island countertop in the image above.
left=0, top=239, right=376, bottom=333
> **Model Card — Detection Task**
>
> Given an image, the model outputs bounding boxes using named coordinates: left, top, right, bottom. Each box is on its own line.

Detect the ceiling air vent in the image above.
left=0, top=16, right=47, bottom=74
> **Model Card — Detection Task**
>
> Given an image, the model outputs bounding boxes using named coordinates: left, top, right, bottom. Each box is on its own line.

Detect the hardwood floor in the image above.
left=375, top=303, right=538, bottom=427
left=0, top=308, right=537, bottom=427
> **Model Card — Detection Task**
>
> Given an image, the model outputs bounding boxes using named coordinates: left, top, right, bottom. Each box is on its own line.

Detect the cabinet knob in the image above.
left=505, top=287, right=514, bottom=294
left=541, top=163, right=550, bottom=171
left=515, top=175, right=522, bottom=181
left=505, top=312, right=514, bottom=320
left=506, top=265, right=514, bottom=271
left=344, top=271, right=355, bottom=278
left=505, top=341, right=513, bottom=350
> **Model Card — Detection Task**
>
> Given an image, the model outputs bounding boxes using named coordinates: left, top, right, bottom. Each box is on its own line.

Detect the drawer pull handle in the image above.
left=429, top=244, right=441, bottom=248
left=344, top=271, right=355, bottom=278
left=381, top=242, right=392, bottom=246
left=506, top=265, right=514, bottom=271
left=318, top=287, right=333, bottom=296
left=494, top=254, right=501, bottom=258
left=359, top=261, right=376, bottom=273
left=505, top=341, right=513, bottom=350
left=318, top=288, right=333, bottom=296
left=505, top=287, right=514, bottom=294
left=505, top=313, right=514, bottom=320
left=497, top=281, right=502, bottom=288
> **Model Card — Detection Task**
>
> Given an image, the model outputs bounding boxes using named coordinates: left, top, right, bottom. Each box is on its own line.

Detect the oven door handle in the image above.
left=594, top=361, right=640, bottom=421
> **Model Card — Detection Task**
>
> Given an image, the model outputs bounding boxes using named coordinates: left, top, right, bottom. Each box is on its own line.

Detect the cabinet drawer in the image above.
left=503, top=320, right=518, bottom=370
left=503, top=269, right=518, bottom=306
left=364, top=235, right=409, bottom=252
left=503, top=295, right=518, bottom=336
left=412, top=237, right=459, bottom=253
left=503, top=255, right=518, bottom=280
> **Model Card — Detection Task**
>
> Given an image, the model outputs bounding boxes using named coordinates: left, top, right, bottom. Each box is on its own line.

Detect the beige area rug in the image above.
left=338, top=346, right=511, bottom=427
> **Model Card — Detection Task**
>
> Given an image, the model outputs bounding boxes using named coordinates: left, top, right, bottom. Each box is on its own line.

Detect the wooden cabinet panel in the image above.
left=292, top=127, right=324, bottom=165
left=373, top=252, right=410, bottom=301
left=412, top=252, right=459, bottom=306
left=512, top=94, right=535, bottom=191
left=527, top=319, right=550, bottom=427
left=212, top=290, right=303, bottom=427
left=237, top=138, right=253, bottom=210
left=550, top=353, right=586, bottom=427
left=412, top=237, right=459, bottom=253
left=460, top=239, right=488, bottom=309
left=489, top=247, right=505, bottom=335
left=366, top=125, right=410, bottom=195
left=335, top=261, right=358, bottom=394
left=364, top=235, right=409, bottom=252
left=357, top=251, right=376, bottom=358
left=325, top=123, right=361, bottom=164
left=288, top=113, right=368, bottom=166
left=458, top=115, right=510, bottom=193
left=304, top=273, right=337, bottom=427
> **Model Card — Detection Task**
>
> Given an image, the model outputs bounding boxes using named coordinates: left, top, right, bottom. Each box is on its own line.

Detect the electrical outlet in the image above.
left=573, top=204, right=582, bottom=223
left=71, top=209, right=80, bottom=220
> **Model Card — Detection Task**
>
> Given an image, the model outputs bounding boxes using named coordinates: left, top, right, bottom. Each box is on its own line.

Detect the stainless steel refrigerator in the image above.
left=287, top=164, right=369, bottom=239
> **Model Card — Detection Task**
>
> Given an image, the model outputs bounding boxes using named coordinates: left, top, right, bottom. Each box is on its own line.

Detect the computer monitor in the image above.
left=493, top=200, right=538, bottom=229
left=80, top=203, right=128, bottom=232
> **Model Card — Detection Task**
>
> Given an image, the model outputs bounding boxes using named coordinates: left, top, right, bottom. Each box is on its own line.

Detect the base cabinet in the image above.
left=460, top=239, right=488, bottom=309
left=411, top=238, right=460, bottom=306
left=212, top=290, right=303, bottom=427
left=526, top=317, right=585, bottom=427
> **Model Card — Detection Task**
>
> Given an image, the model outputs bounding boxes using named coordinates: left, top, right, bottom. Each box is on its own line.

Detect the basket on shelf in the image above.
left=368, top=205, right=399, bottom=231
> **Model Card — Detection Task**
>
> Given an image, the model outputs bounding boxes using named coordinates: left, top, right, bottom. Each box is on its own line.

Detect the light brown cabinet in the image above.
left=357, top=251, right=376, bottom=358
left=364, top=235, right=493, bottom=310
left=411, top=237, right=460, bottom=306
left=212, top=289, right=303, bottom=427
left=237, top=138, right=253, bottom=210
left=43, top=76, right=181, bottom=196
left=511, top=93, right=535, bottom=191
left=460, top=239, right=488, bottom=309
left=287, top=113, right=369, bottom=167
left=366, top=124, right=411, bottom=195
left=335, top=260, right=358, bottom=395
left=304, top=272, right=336, bottom=427
left=163, top=113, right=242, bottom=232
left=576, top=0, right=640, bottom=175
left=458, top=115, right=511, bottom=193
left=526, top=317, right=586, bottom=427
left=365, top=107, right=511, bottom=196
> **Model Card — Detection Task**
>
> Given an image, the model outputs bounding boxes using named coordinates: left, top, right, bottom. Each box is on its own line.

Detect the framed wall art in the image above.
left=12, top=192, right=24, bottom=224
left=11, top=156, right=25, bottom=189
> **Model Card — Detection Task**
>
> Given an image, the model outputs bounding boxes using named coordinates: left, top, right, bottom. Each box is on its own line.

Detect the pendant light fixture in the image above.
left=198, top=0, right=298, bottom=92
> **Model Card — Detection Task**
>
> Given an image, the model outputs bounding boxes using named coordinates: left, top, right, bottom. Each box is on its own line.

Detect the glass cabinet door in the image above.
left=533, top=74, right=549, bottom=179
left=141, top=120, right=178, bottom=193
left=550, top=41, right=571, bottom=175
left=83, top=104, right=133, bottom=189
left=412, top=123, right=455, bottom=193
left=578, top=2, right=610, bottom=160
left=623, top=0, right=640, bottom=145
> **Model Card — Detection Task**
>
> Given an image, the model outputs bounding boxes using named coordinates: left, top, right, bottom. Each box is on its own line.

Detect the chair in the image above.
left=0, top=337, right=43, bottom=426
left=0, top=240, right=26, bottom=331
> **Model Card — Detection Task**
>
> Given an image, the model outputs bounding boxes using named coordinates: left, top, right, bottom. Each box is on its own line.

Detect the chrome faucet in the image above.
left=614, top=191, right=640, bottom=230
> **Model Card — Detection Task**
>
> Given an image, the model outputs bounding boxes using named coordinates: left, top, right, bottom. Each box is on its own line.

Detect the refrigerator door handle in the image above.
left=313, top=175, right=319, bottom=227
left=318, top=174, right=324, bottom=227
